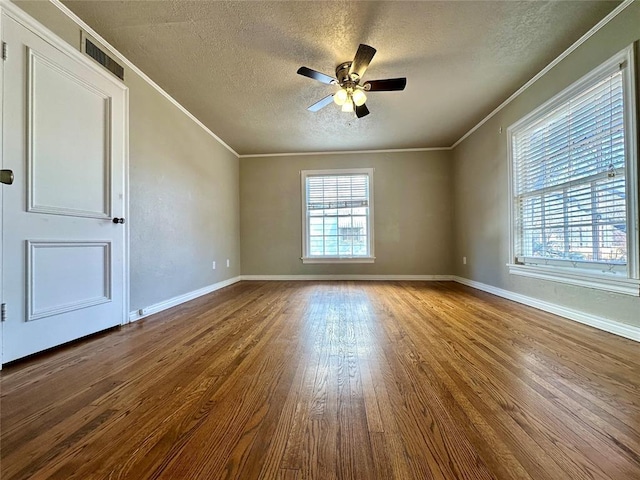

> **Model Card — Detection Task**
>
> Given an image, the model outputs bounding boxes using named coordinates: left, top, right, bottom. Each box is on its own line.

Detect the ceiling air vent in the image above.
left=84, top=37, right=124, bottom=80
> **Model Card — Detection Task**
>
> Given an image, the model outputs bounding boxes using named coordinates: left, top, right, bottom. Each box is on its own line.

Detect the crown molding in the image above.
left=47, top=0, right=634, bottom=158
left=239, top=146, right=452, bottom=159
left=450, top=0, right=635, bottom=150
left=48, top=0, right=240, bottom=158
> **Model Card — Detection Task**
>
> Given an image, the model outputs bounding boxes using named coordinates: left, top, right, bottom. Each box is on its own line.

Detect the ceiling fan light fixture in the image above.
left=333, top=88, right=348, bottom=106
left=298, top=43, right=406, bottom=118
left=352, top=89, right=367, bottom=106
left=341, top=99, right=354, bottom=113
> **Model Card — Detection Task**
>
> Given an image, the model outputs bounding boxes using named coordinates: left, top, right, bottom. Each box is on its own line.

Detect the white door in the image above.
left=1, top=13, right=127, bottom=364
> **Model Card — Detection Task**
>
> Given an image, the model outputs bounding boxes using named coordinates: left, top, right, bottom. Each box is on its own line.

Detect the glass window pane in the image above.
left=324, top=236, right=338, bottom=255
left=512, top=65, right=630, bottom=269
left=309, top=237, right=324, bottom=256
left=304, top=171, right=372, bottom=259
left=309, top=218, right=323, bottom=236
left=324, top=216, right=338, bottom=236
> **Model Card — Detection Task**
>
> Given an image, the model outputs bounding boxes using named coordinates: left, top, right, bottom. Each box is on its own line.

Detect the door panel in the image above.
left=28, top=48, right=111, bottom=218
left=2, top=13, right=127, bottom=363
left=28, top=241, right=111, bottom=321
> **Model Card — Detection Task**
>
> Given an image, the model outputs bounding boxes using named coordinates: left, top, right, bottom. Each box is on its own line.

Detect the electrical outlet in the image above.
left=226, top=259, right=230, bottom=268
left=463, top=256, right=467, bottom=265
left=212, top=261, right=216, bottom=270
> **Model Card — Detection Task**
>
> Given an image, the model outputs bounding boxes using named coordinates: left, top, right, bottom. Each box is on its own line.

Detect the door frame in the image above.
left=0, top=0, right=130, bottom=367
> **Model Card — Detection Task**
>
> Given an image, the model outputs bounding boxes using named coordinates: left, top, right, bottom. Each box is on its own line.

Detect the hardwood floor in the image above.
left=2, top=281, right=640, bottom=479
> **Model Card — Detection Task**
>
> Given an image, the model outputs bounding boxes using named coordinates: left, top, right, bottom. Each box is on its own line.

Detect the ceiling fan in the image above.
left=297, top=44, right=407, bottom=118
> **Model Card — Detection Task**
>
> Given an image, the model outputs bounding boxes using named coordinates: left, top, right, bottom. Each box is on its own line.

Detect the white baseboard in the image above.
left=239, top=274, right=453, bottom=281
left=452, top=276, right=640, bottom=342
left=127, top=273, right=639, bottom=343
left=128, top=274, right=449, bottom=322
left=128, top=276, right=242, bottom=322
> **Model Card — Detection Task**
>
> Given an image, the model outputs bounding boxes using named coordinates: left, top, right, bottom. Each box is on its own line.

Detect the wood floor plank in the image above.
left=398, top=301, right=599, bottom=477
left=280, top=287, right=334, bottom=472
left=2, top=281, right=640, bottom=479
left=257, top=293, right=322, bottom=479
left=396, top=284, right=602, bottom=478
left=369, top=287, right=533, bottom=480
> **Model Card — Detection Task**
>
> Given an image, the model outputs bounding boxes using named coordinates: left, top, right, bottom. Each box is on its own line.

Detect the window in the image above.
left=301, top=168, right=374, bottom=263
left=508, top=46, right=639, bottom=295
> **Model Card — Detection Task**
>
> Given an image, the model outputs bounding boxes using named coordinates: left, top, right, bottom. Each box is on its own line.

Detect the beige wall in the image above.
left=13, top=1, right=241, bottom=312
left=240, top=151, right=453, bottom=276
left=452, top=3, right=640, bottom=328
left=127, top=74, right=240, bottom=310
left=10, top=1, right=637, bottom=333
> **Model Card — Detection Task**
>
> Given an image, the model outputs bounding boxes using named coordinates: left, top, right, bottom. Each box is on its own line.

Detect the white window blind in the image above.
left=301, top=169, right=374, bottom=262
left=513, top=68, right=627, bottom=269
left=508, top=46, right=640, bottom=296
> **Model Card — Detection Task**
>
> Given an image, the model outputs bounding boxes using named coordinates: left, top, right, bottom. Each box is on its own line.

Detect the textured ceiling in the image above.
left=61, top=0, right=620, bottom=155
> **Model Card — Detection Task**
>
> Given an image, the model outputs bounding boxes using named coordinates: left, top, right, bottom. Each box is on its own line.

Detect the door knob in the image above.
left=0, top=169, right=13, bottom=185
left=112, top=217, right=125, bottom=224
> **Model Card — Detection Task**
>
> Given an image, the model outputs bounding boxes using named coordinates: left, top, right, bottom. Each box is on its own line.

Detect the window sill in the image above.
left=301, top=256, right=376, bottom=264
left=507, top=263, right=640, bottom=296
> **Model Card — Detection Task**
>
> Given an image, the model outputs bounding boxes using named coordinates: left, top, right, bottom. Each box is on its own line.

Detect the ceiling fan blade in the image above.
left=355, top=103, right=370, bottom=118
left=297, top=66, right=336, bottom=85
left=364, top=78, right=407, bottom=91
left=349, top=44, right=376, bottom=79
left=307, top=94, right=335, bottom=112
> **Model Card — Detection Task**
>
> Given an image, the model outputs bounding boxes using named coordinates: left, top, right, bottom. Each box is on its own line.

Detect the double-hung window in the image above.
left=301, top=168, right=375, bottom=263
left=508, top=46, right=639, bottom=295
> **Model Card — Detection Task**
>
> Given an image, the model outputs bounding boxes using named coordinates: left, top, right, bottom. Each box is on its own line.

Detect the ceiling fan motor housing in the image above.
left=336, top=62, right=354, bottom=85
left=297, top=44, right=406, bottom=118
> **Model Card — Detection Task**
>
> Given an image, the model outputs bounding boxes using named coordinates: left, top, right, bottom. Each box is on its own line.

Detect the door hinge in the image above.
left=1, top=303, right=6, bottom=322
left=1, top=41, right=6, bottom=61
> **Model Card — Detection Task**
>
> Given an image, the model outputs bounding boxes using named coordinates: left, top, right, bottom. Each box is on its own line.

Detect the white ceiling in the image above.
left=61, top=0, right=620, bottom=155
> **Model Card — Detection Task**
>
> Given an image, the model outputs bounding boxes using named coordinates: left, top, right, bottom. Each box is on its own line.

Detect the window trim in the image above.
left=300, top=168, right=375, bottom=264
left=507, top=45, right=639, bottom=296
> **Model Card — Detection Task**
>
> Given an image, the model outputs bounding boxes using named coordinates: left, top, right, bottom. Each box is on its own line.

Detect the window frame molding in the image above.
left=300, top=167, right=375, bottom=264
left=507, top=44, right=639, bottom=296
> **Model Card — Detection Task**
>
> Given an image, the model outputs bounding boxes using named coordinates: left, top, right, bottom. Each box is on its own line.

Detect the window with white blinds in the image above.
left=508, top=47, right=638, bottom=295
left=301, top=168, right=374, bottom=263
